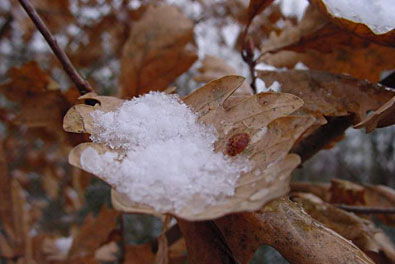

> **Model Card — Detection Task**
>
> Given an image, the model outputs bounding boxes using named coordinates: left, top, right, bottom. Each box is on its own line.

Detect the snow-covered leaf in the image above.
left=260, top=6, right=364, bottom=54
left=260, top=6, right=395, bottom=83
left=310, top=0, right=395, bottom=46
left=64, top=76, right=312, bottom=220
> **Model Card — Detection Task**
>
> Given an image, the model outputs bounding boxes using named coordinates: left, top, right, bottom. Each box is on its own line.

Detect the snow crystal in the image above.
left=322, top=0, right=395, bottom=34
left=81, top=92, right=250, bottom=213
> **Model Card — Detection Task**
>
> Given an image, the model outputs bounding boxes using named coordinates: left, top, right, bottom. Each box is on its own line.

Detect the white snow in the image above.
left=268, top=81, right=282, bottom=92
left=54, top=237, right=73, bottom=256
left=322, top=0, right=395, bottom=34
left=194, top=19, right=247, bottom=72
left=256, top=79, right=282, bottom=93
left=294, top=62, right=308, bottom=70
left=275, top=0, right=309, bottom=21
left=127, top=0, right=141, bottom=9
left=255, top=62, right=287, bottom=71
left=80, top=92, right=250, bottom=213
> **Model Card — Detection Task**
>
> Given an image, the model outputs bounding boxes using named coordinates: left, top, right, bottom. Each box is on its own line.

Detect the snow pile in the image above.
left=322, top=0, right=395, bottom=34
left=80, top=92, right=250, bottom=213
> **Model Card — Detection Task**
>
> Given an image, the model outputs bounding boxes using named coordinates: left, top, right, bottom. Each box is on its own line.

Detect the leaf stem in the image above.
left=17, top=0, right=92, bottom=95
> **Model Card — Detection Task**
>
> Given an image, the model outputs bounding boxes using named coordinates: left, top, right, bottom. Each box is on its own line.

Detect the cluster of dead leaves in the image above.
left=0, top=0, right=395, bottom=263
left=255, top=1, right=395, bottom=133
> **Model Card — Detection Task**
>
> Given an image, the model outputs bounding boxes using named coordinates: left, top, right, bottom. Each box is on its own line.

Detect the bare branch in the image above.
left=240, top=27, right=257, bottom=94
left=335, top=205, right=395, bottom=214
left=17, top=0, right=92, bottom=95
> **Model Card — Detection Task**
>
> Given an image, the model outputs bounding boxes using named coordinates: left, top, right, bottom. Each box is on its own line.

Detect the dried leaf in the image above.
left=261, top=6, right=371, bottom=55
left=290, top=181, right=330, bottom=201
left=94, top=241, right=119, bottom=262
left=68, top=14, right=128, bottom=67
left=0, top=62, right=72, bottom=134
left=262, top=6, right=339, bottom=54
left=291, top=179, right=395, bottom=226
left=258, top=70, right=394, bottom=123
left=12, top=0, right=73, bottom=42
left=260, top=4, right=395, bottom=82
left=42, top=236, right=72, bottom=262
left=63, top=92, right=123, bottom=134
left=215, top=197, right=374, bottom=264
left=355, top=95, right=395, bottom=133
left=168, top=237, right=186, bottom=263
left=0, top=139, right=13, bottom=247
left=263, top=43, right=395, bottom=83
left=155, top=216, right=171, bottom=264
left=194, top=55, right=252, bottom=94
left=247, top=0, right=275, bottom=25
left=68, top=206, right=118, bottom=261
left=309, top=0, right=395, bottom=46
left=0, top=62, right=55, bottom=102
left=42, top=167, right=60, bottom=200
left=11, top=180, right=32, bottom=262
left=257, top=70, right=394, bottom=160
left=114, top=98, right=312, bottom=219
left=0, top=140, right=32, bottom=260
left=13, top=90, right=66, bottom=129
left=330, top=178, right=366, bottom=205
left=119, top=5, right=197, bottom=98
left=124, top=243, right=155, bottom=264
left=123, top=216, right=171, bottom=264
left=293, top=192, right=395, bottom=264
left=33, top=0, right=73, bottom=34
left=177, top=219, right=236, bottom=264
left=0, top=233, right=14, bottom=258
left=65, top=76, right=313, bottom=220
left=330, top=179, right=395, bottom=226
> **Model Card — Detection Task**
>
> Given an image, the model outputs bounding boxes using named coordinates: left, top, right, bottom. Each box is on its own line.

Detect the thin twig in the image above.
left=240, top=31, right=257, bottom=93
left=335, top=204, right=395, bottom=214
left=18, top=0, right=92, bottom=95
